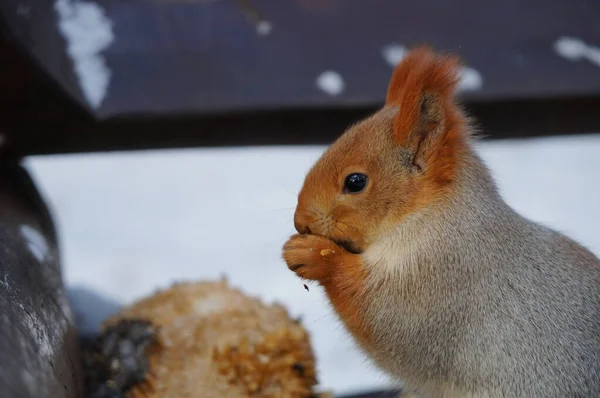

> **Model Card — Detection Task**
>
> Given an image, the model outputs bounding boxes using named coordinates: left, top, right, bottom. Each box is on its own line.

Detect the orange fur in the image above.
left=282, top=234, right=372, bottom=346
left=283, top=45, right=469, bottom=358
left=387, top=46, right=466, bottom=188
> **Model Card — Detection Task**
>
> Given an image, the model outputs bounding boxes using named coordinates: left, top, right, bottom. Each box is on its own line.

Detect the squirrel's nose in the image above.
left=294, top=212, right=312, bottom=234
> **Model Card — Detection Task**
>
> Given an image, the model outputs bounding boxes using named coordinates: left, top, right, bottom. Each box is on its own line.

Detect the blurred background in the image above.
left=1, top=0, right=600, bottom=396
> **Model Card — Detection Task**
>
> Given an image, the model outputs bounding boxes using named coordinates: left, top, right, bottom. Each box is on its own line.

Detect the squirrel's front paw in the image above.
left=282, top=234, right=343, bottom=281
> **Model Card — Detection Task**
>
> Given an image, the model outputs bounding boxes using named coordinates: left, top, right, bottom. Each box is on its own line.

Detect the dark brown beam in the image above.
left=1, top=3, right=600, bottom=157
left=2, top=95, right=599, bottom=157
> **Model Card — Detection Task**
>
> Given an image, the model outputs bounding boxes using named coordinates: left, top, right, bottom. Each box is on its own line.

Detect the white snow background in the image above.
left=24, top=133, right=600, bottom=395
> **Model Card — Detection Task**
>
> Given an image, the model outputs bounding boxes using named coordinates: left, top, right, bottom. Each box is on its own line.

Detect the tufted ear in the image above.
left=385, top=46, right=465, bottom=181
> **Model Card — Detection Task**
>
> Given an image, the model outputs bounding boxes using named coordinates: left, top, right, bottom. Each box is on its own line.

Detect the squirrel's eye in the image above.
left=343, top=173, right=368, bottom=194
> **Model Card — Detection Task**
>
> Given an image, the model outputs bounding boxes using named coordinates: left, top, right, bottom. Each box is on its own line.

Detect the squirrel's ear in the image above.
left=386, top=46, right=463, bottom=175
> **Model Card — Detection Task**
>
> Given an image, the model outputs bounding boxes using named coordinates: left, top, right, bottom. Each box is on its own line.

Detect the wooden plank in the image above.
left=95, top=0, right=600, bottom=118
left=0, top=1, right=599, bottom=155
left=1, top=0, right=600, bottom=119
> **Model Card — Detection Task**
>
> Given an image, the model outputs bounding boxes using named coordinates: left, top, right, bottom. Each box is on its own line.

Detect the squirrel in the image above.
left=282, top=46, right=600, bottom=398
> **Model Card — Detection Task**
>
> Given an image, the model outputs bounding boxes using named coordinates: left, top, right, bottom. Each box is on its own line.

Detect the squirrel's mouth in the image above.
left=335, top=239, right=362, bottom=255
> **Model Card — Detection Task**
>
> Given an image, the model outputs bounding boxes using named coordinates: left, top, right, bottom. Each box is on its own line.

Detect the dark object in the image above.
left=67, top=287, right=122, bottom=339
left=303, top=284, right=309, bottom=292
left=338, top=390, right=402, bottom=398
left=3, top=0, right=600, bottom=117
left=81, top=319, right=157, bottom=398
left=1, top=0, right=600, bottom=156
left=0, top=159, right=82, bottom=397
left=344, top=174, right=368, bottom=194
left=292, top=362, right=305, bottom=377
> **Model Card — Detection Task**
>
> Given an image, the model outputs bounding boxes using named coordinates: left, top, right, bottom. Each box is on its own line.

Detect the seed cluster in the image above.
left=102, top=280, right=330, bottom=398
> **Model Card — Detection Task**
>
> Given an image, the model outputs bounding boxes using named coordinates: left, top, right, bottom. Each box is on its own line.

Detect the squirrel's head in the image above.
left=294, top=46, right=470, bottom=254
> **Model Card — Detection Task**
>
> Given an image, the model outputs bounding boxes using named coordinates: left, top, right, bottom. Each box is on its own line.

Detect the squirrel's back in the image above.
left=361, top=145, right=600, bottom=397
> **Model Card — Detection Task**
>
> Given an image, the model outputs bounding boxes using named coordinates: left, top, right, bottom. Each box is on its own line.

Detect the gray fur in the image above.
left=362, top=142, right=600, bottom=398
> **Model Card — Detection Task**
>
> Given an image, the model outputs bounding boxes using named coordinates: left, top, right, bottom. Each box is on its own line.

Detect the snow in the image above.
left=24, top=133, right=600, bottom=395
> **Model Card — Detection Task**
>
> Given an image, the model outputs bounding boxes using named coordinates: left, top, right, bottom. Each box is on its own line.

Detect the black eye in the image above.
left=344, top=173, right=368, bottom=193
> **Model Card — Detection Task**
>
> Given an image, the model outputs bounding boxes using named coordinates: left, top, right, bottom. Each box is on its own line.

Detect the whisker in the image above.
left=272, top=179, right=302, bottom=198
left=333, top=224, right=346, bottom=236
left=274, top=219, right=295, bottom=232
left=314, top=217, right=327, bottom=233
left=265, top=207, right=297, bottom=214
left=296, top=208, right=322, bottom=218
left=335, top=219, right=359, bottom=233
